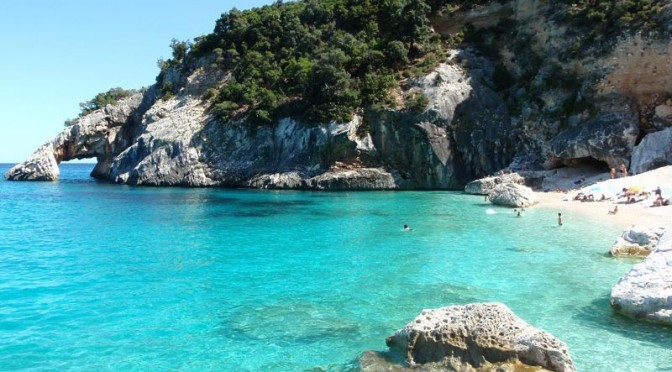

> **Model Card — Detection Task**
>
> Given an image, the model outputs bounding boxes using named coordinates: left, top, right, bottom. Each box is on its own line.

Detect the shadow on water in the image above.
left=573, top=296, right=672, bottom=348
left=217, top=303, right=361, bottom=346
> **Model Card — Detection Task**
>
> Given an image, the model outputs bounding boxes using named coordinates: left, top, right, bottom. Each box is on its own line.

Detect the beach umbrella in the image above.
left=627, top=185, right=643, bottom=193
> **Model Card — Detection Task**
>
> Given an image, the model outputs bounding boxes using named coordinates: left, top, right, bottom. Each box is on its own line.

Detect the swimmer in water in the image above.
left=403, top=224, right=413, bottom=231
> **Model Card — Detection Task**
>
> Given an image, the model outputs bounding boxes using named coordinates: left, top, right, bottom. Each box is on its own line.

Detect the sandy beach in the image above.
left=532, top=166, right=672, bottom=230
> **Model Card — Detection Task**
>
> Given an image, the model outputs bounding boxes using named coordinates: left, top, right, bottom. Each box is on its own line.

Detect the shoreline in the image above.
left=531, top=166, right=672, bottom=232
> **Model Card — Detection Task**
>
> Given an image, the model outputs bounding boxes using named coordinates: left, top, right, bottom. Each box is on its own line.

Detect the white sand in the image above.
left=533, top=166, right=672, bottom=230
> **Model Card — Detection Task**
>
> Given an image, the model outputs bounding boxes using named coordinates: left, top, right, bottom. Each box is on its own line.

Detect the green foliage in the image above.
left=405, top=91, right=429, bottom=113
left=184, top=0, right=440, bottom=124
left=170, top=39, right=191, bottom=63
left=78, top=87, right=135, bottom=116
left=161, top=81, right=175, bottom=100
left=63, top=118, right=78, bottom=127
left=554, top=0, right=666, bottom=57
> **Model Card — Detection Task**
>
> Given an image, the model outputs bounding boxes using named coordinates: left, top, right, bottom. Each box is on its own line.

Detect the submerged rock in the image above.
left=611, top=231, right=672, bottom=326
left=488, top=183, right=537, bottom=208
left=379, top=303, right=575, bottom=372
left=609, top=225, right=667, bottom=257
left=464, top=173, right=525, bottom=195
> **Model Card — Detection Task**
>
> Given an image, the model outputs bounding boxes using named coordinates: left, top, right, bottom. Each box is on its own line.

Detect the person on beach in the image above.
left=620, top=163, right=628, bottom=177
left=655, top=186, right=662, bottom=198
left=608, top=205, right=618, bottom=214
left=558, top=213, right=563, bottom=226
left=610, top=167, right=616, bottom=179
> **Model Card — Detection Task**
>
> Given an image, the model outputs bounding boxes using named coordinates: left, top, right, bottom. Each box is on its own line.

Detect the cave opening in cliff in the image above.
left=561, top=156, right=610, bottom=173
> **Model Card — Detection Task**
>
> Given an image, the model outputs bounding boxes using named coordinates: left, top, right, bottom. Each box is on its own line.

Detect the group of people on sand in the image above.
left=573, top=192, right=608, bottom=202
left=612, top=185, right=669, bottom=208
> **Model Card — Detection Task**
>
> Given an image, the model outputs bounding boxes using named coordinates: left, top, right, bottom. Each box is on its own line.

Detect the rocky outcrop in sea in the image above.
left=609, top=225, right=667, bottom=257
left=368, top=302, right=575, bottom=372
left=488, top=183, right=537, bottom=208
left=463, top=173, right=525, bottom=195
left=611, top=231, right=672, bottom=326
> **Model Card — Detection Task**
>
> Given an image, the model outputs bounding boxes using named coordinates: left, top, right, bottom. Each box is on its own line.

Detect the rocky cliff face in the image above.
left=6, top=55, right=510, bottom=189
left=6, top=0, right=672, bottom=189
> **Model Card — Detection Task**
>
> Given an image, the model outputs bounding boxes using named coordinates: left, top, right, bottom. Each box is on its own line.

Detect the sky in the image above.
left=0, top=0, right=275, bottom=163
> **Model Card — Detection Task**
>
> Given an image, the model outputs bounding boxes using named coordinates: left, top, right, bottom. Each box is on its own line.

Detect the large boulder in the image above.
left=464, top=173, right=525, bottom=195
left=630, top=128, right=672, bottom=175
left=489, top=183, right=537, bottom=207
left=383, top=303, right=575, bottom=372
left=609, top=225, right=667, bottom=257
left=610, top=231, right=672, bottom=326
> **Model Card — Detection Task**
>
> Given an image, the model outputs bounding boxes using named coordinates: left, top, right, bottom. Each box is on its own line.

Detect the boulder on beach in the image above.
left=464, top=173, right=525, bottom=195
left=489, top=183, right=537, bottom=208
left=375, top=302, right=575, bottom=372
left=609, top=225, right=667, bottom=257
left=611, top=231, right=672, bottom=326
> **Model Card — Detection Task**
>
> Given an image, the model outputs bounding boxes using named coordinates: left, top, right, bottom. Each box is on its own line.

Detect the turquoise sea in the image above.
left=1, top=163, right=670, bottom=371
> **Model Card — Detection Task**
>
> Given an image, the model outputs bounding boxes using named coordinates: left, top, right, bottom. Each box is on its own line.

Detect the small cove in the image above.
left=0, top=163, right=670, bottom=371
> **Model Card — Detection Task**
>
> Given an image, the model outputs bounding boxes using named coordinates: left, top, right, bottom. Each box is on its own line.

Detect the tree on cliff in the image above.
left=163, top=0, right=439, bottom=125
left=78, top=87, right=136, bottom=117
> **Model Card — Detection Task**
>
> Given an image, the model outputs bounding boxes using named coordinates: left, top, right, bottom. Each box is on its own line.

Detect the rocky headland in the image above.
left=5, top=0, right=672, bottom=189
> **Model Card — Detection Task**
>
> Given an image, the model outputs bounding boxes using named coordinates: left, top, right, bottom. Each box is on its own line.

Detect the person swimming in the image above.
left=403, top=224, right=413, bottom=231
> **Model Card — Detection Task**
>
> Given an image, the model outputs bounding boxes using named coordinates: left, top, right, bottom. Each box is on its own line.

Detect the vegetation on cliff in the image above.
left=151, top=0, right=667, bottom=129
left=64, top=87, right=138, bottom=127
left=159, top=0, right=448, bottom=125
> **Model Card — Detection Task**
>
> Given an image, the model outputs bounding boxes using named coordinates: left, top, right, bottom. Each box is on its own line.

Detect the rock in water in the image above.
left=611, top=231, right=672, bottom=326
left=609, top=225, right=667, bottom=257
left=464, top=173, right=525, bottom=195
left=489, top=183, right=537, bottom=208
left=384, top=303, right=575, bottom=372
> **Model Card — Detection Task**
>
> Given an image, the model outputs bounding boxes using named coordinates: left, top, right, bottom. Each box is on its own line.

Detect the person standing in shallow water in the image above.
left=558, top=213, right=563, bottom=226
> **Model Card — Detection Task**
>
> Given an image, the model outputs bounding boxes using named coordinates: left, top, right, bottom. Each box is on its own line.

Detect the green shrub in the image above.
left=405, top=91, right=429, bottom=114
left=185, top=0, right=441, bottom=124
left=78, top=87, right=135, bottom=116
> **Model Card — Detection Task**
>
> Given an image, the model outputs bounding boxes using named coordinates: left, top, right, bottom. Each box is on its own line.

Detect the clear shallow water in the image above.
left=0, top=163, right=670, bottom=371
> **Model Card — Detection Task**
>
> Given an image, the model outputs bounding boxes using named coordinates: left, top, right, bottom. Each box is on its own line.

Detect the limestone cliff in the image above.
left=6, top=0, right=672, bottom=189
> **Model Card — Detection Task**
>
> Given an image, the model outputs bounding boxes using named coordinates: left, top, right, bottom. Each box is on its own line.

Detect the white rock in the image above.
left=609, top=225, right=667, bottom=257
left=489, top=183, right=537, bottom=207
left=464, top=173, right=525, bottom=195
left=611, top=231, right=672, bottom=326
left=4, top=143, right=59, bottom=181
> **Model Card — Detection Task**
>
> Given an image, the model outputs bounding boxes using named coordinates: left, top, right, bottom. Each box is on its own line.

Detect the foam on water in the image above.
left=1, top=163, right=670, bottom=371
